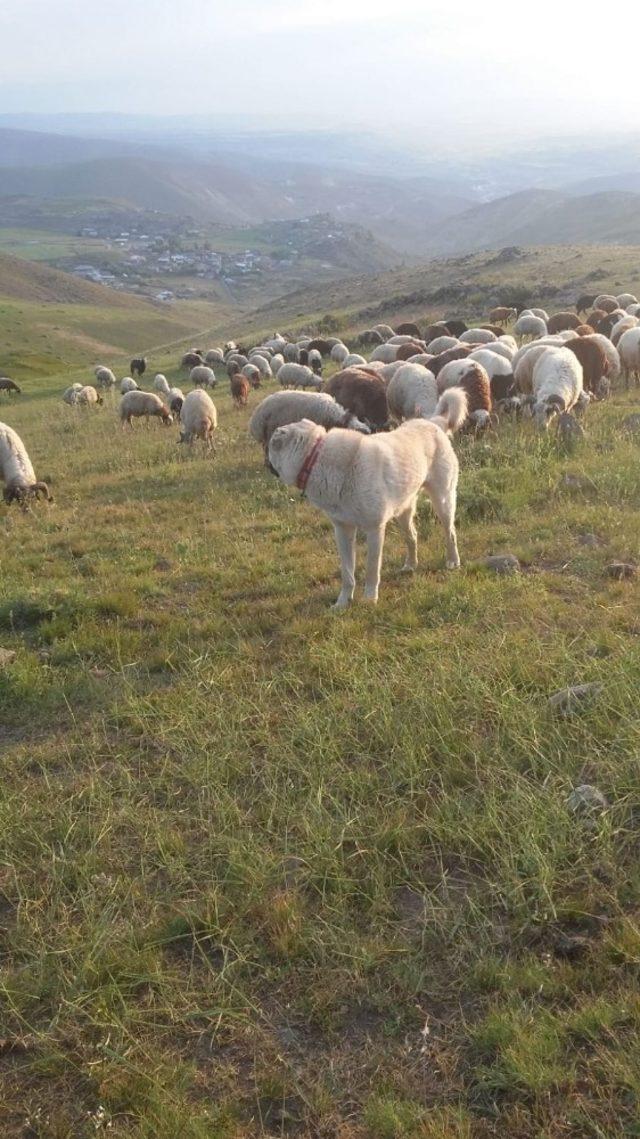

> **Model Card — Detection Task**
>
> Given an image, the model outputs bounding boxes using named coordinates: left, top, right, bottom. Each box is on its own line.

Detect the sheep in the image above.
left=529, top=308, right=549, bottom=321
left=168, top=388, right=185, bottom=418
left=249, top=390, right=370, bottom=459
left=459, top=328, right=496, bottom=345
left=308, top=348, right=323, bottom=375
left=563, top=337, right=610, bottom=397
left=120, top=377, right=139, bottom=394
left=373, top=323, right=395, bottom=340
left=593, top=294, right=619, bottom=313
left=76, top=385, right=103, bottom=407
left=342, top=353, right=367, bottom=369
left=248, top=354, right=272, bottom=378
left=406, top=354, right=436, bottom=368
left=394, top=321, right=421, bottom=338
left=63, top=383, right=84, bottom=405
left=182, top=350, right=203, bottom=370
left=513, top=343, right=563, bottom=393
left=443, top=319, right=468, bottom=338
left=387, top=363, right=439, bottom=421
left=94, top=366, right=116, bottom=390
left=154, top=373, right=171, bottom=395
left=611, top=316, right=639, bottom=346
left=357, top=329, right=384, bottom=346
left=426, top=336, right=460, bottom=355
left=598, top=311, right=628, bottom=338
left=576, top=293, right=597, bottom=315
left=205, top=348, right=224, bottom=365
left=515, top=314, right=547, bottom=340
left=178, top=389, right=217, bottom=449
left=469, top=348, right=515, bottom=381
left=283, top=343, right=299, bottom=363
left=277, top=363, right=320, bottom=390
left=626, top=304, right=640, bottom=317
left=323, top=368, right=389, bottom=431
left=437, top=359, right=479, bottom=389
left=617, top=327, right=640, bottom=385
left=585, top=309, right=607, bottom=330
left=617, top=293, right=638, bottom=308
left=271, top=353, right=285, bottom=374
left=584, top=334, right=621, bottom=383
left=388, top=334, right=420, bottom=345
left=190, top=365, right=217, bottom=389
left=430, top=345, right=473, bottom=377
left=531, top=348, right=583, bottom=428
left=130, top=356, right=147, bottom=378
left=306, top=338, right=334, bottom=355
left=436, top=361, right=493, bottom=429
left=331, top=343, right=350, bottom=365
left=424, top=322, right=450, bottom=343
left=547, top=312, right=582, bottom=334
left=0, top=422, right=52, bottom=507
left=489, top=306, right=517, bottom=325
left=0, top=378, right=21, bottom=396
left=396, top=341, right=426, bottom=361
left=574, top=324, right=595, bottom=336
left=369, top=343, right=399, bottom=364
left=119, top=390, right=173, bottom=428
left=242, top=363, right=262, bottom=389
left=231, top=374, right=250, bottom=408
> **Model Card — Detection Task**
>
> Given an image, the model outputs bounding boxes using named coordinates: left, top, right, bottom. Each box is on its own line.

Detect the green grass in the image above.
left=2, top=268, right=640, bottom=1135
left=0, top=227, right=114, bottom=263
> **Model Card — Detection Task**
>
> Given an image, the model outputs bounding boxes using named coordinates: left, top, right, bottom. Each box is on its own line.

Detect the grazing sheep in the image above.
left=617, top=327, right=640, bottom=385
left=459, top=328, right=497, bottom=345
left=342, top=353, right=367, bottom=369
left=249, top=354, right=272, bottom=378
left=489, top=306, right=517, bottom=325
left=283, top=343, right=299, bottom=363
left=576, top=293, right=597, bottom=315
left=585, top=309, right=607, bottom=330
left=119, top=390, right=173, bottom=428
left=63, top=383, right=84, bottom=405
left=190, top=365, right=217, bottom=389
left=242, top=363, right=262, bottom=389
left=563, top=337, right=610, bottom=397
left=626, top=303, right=640, bottom=317
left=426, top=336, right=460, bottom=356
left=278, top=363, right=320, bottom=390
left=231, top=374, right=250, bottom=408
left=373, top=324, right=395, bottom=340
left=513, top=343, right=564, bottom=393
left=306, top=338, right=334, bottom=355
left=369, top=343, right=399, bottom=364
left=547, top=312, right=582, bottom=334
left=594, top=295, right=619, bottom=313
left=308, top=348, right=323, bottom=375
left=574, top=324, right=595, bottom=336
left=515, top=314, right=547, bottom=340
left=437, top=361, right=493, bottom=429
left=0, top=422, right=52, bottom=506
left=130, top=356, right=147, bottom=378
left=531, top=348, right=583, bottom=428
left=597, top=311, right=627, bottom=338
left=406, top=353, right=436, bottom=368
left=250, top=390, right=370, bottom=459
left=168, top=388, right=185, bottom=417
left=179, top=389, right=217, bottom=449
left=430, top=345, right=473, bottom=376
left=396, top=341, right=426, bottom=361
left=95, top=366, right=116, bottom=390
left=395, top=322, right=422, bottom=338
left=357, top=329, right=384, bottom=346
left=443, top=319, right=468, bottom=338
left=617, top=293, right=638, bottom=308
left=611, top=316, right=639, bottom=346
left=182, top=350, right=203, bottom=370
left=205, top=348, right=224, bottom=365
left=469, top=347, right=515, bottom=381
left=529, top=308, right=549, bottom=321
left=331, top=343, right=350, bottom=365
left=0, top=378, right=21, bottom=396
left=76, top=385, right=103, bottom=407
left=584, top=334, right=621, bottom=383
left=120, top=377, right=139, bottom=394
left=154, top=373, right=171, bottom=395
left=424, top=322, right=450, bottom=343
left=324, top=368, right=389, bottom=431
left=387, top=363, right=439, bottom=421
left=271, top=353, right=285, bottom=375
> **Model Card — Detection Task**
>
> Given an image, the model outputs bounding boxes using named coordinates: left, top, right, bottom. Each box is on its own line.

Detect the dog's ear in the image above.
left=270, top=430, right=285, bottom=451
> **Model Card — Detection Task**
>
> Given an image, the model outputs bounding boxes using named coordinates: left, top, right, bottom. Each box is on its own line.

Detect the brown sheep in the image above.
left=443, top=319, right=468, bottom=338
left=424, top=322, right=451, bottom=344
left=576, top=293, right=597, bottom=315
left=585, top=309, right=607, bottom=329
left=357, top=329, right=384, bottom=346
left=430, top=344, right=474, bottom=377
left=231, top=374, right=250, bottom=408
left=563, top=337, right=610, bottom=397
left=436, top=361, right=493, bottom=429
left=0, top=378, right=21, bottom=396
left=595, top=297, right=620, bottom=314
left=323, top=368, right=389, bottom=431
left=598, top=311, right=627, bottom=338
left=395, top=340, right=427, bottom=360
left=574, top=324, right=595, bottom=336
left=489, top=306, right=516, bottom=325
left=182, top=350, right=203, bottom=370
left=547, top=312, right=583, bottom=334
left=395, top=321, right=422, bottom=338
left=306, top=338, right=334, bottom=356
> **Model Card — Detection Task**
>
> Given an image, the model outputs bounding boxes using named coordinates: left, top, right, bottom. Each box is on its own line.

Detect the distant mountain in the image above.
left=426, top=189, right=640, bottom=255
left=0, top=127, right=167, bottom=168
left=564, top=172, right=640, bottom=196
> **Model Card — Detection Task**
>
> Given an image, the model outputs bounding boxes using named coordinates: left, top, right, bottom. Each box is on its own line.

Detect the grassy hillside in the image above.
left=1, top=287, right=640, bottom=1134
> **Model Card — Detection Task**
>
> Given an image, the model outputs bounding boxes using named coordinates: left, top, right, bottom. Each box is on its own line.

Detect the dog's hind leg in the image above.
left=363, top=525, right=386, bottom=603
left=332, top=523, right=357, bottom=610
left=397, top=500, right=418, bottom=572
left=425, top=482, right=460, bottom=569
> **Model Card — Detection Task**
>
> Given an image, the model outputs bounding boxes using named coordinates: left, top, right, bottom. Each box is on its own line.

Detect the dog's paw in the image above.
left=446, top=559, right=461, bottom=570
left=400, top=562, right=416, bottom=575
left=331, top=598, right=352, bottom=612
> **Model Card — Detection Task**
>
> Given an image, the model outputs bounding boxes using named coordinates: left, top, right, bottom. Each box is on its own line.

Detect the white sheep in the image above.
left=179, top=389, right=217, bottom=449
left=373, top=323, right=395, bottom=340
left=626, top=303, right=640, bottom=317
left=514, top=343, right=562, bottom=393
left=437, top=359, right=477, bottom=388
left=248, top=354, right=272, bottom=378
left=387, top=363, right=439, bottom=421
left=343, top=353, right=367, bottom=369
left=532, top=348, right=583, bottom=428
left=388, top=335, right=419, bottom=345
left=271, top=353, right=285, bottom=374
left=406, top=354, right=436, bottom=368
left=594, top=294, right=618, bottom=310
left=617, top=293, right=638, bottom=308
left=190, top=365, right=217, bottom=388
left=168, top=387, right=185, bottom=412
left=330, top=343, right=350, bottom=365
left=249, top=390, right=370, bottom=456
left=119, top=391, right=173, bottom=428
left=205, top=348, right=224, bottom=365
left=515, top=314, right=547, bottom=341
left=76, top=385, right=102, bottom=407
left=426, top=336, right=459, bottom=355
left=63, top=383, right=84, bottom=405
left=283, top=343, right=299, bottom=362
left=617, top=327, right=640, bottom=384
left=277, top=363, right=320, bottom=390
left=468, top=348, right=514, bottom=380
left=529, top=308, right=549, bottom=321
left=369, top=343, right=399, bottom=364
left=0, top=422, right=52, bottom=505
left=611, top=317, right=639, bottom=346
left=94, top=366, right=116, bottom=389
left=120, top=377, right=138, bottom=394
left=154, top=373, right=171, bottom=395
left=459, top=328, right=497, bottom=344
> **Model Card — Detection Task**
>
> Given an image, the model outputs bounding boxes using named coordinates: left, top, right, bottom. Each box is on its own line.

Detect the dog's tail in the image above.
left=430, top=387, right=468, bottom=434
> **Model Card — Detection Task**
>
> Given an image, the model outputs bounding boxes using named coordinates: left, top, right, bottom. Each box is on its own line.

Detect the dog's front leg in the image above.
left=332, top=523, right=357, bottom=610
left=364, top=525, right=385, bottom=604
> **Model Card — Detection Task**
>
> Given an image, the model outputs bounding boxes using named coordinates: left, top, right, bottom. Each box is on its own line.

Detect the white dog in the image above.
left=268, top=389, right=467, bottom=609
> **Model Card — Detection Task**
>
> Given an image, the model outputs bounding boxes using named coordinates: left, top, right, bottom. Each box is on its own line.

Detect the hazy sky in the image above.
left=1, top=0, right=636, bottom=141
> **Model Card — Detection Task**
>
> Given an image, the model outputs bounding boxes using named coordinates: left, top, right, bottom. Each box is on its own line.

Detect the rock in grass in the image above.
left=566, top=784, right=609, bottom=815
left=606, top=562, right=637, bottom=581
left=0, top=648, right=16, bottom=668
left=578, top=533, right=600, bottom=547
left=622, top=413, right=640, bottom=434
left=483, top=554, right=521, bottom=575
left=548, top=683, right=603, bottom=715
left=556, top=413, right=585, bottom=449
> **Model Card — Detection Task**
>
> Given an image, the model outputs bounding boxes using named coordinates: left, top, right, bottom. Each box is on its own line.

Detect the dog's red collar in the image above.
left=296, top=437, right=324, bottom=494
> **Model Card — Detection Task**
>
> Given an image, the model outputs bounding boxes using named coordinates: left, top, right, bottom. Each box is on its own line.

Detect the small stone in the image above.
left=281, top=855, right=306, bottom=887
left=622, top=413, right=640, bottom=433
left=483, top=554, right=521, bottom=574
left=566, top=784, right=609, bottom=815
left=0, top=648, right=16, bottom=668
left=578, top=533, right=600, bottom=547
left=154, top=558, right=172, bottom=572
left=606, top=562, right=637, bottom=580
left=548, top=683, right=603, bottom=715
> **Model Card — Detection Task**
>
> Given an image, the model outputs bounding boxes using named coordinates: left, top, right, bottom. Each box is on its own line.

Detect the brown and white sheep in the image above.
left=323, top=368, right=389, bottom=431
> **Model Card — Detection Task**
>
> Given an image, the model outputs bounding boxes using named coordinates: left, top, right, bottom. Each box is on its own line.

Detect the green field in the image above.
left=1, top=251, right=640, bottom=1135
left=0, top=228, right=114, bottom=263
